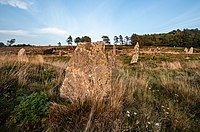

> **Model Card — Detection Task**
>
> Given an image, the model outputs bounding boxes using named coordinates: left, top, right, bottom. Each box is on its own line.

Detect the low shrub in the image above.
left=43, top=48, right=55, bottom=55
left=7, top=92, right=50, bottom=131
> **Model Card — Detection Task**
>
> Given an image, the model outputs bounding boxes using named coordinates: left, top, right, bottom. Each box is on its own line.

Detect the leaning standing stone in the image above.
left=60, top=41, right=112, bottom=102
left=184, top=48, right=188, bottom=54
left=130, top=54, right=139, bottom=64
left=18, top=48, right=29, bottom=62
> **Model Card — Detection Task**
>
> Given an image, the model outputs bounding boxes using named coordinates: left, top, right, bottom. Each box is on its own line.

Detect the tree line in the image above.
left=0, top=39, right=32, bottom=47
left=62, top=35, right=131, bottom=46
left=58, top=36, right=92, bottom=46
left=1, top=29, right=200, bottom=47
left=0, top=39, right=16, bottom=46
left=131, top=29, right=200, bottom=47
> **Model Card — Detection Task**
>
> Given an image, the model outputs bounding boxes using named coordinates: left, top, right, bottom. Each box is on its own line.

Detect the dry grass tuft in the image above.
left=165, top=61, right=182, bottom=69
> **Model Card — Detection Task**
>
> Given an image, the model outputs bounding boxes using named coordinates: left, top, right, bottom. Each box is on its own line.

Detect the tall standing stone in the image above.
left=113, top=44, right=116, bottom=57
left=130, top=42, right=139, bottom=64
left=60, top=41, right=111, bottom=102
left=134, top=42, right=139, bottom=52
left=188, top=47, right=193, bottom=54
left=18, top=48, right=29, bottom=62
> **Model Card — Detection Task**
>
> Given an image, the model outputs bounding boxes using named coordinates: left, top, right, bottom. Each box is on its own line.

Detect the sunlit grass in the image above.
left=0, top=53, right=200, bottom=131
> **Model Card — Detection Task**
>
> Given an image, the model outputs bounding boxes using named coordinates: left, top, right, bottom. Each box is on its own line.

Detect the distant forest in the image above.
left=1, top=29, right=200, bottom=48
left=131, top=29, right=200, bottom=47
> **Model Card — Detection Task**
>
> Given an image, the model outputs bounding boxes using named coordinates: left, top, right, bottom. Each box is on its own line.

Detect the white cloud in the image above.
left=38, top=27, right=67, bottom=36
left=0, top=28, right=67, bottom=37
left=0, top=29, right=29, bottom=35
left=0, top=0, right=29, bottom=10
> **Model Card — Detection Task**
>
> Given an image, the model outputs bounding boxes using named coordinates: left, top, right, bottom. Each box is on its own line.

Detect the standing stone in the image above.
left=60, top=41, right=111, bottom=102
left=188, top=47, right=193, bottom=54
left=154, top=47, right=160, bottom=53
left=130, top=42, right=139, bottom=64
left=18, top=48, right=29, bottom=62
left=130, top=54, right=139, bottom=64
left=113, top=44, right=116, bottom=57
left=134, top=42, right=139, bottom=52
left=148, top=48, right=152, bottom=52
left=156, top=47, right=161, bottom=53
left=184, top=48, right=188, bottom=54
left=59, top=50, right=62, bottom=56
left=36, top=55, right=44, bottom=63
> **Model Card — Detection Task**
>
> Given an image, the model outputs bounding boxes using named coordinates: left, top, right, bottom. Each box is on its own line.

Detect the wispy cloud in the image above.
left=0, top=29, right=29, bottom=35
left=0, top=0, right=29, bottom=10
left=155, top=5, right=200, bottom=33
left=0, top=28, right=68, bottom=37
left=38, top=27, right=67, bottom=36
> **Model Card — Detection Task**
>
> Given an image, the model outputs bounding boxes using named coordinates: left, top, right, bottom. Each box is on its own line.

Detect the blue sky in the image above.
left=0, top=0, right=200, bottom=45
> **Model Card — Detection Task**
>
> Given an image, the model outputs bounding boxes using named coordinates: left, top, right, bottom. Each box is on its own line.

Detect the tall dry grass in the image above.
left=1, top=54, right=200, bottom=131
left=0, top=55, right=66, bottom=99
left=48, top=60, right=200, bottom=131
left=48, top=68, right=153, bottom=131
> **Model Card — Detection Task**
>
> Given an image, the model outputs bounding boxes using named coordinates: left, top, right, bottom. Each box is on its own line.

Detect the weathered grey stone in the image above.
left=154, top=47, right=161, bottom=53
left=184, top=48, right=188, bottom=54
left=188, top=47, right=193, bottom=54
left=156, top=47, right=161, bottom=53
left=130, top=54, right=139, bottom=64
left=130, top=42, right=139, bottom=64
left=134, top=42, right=139, bottom=53
left=36, top=55, right=44, bottom=63
left=113, top=44, right=116, bottom=57
left=59, top=50, right=62, bottom=56
left=60, top=41, right=111, bottom=102
left=149, top=48, right=152, bottom=52
left=18, top=48, right=29, bottom=62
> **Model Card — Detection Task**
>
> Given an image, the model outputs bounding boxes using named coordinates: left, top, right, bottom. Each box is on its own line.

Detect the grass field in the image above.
left=0, top=46, right=200, bottom=131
